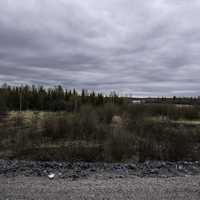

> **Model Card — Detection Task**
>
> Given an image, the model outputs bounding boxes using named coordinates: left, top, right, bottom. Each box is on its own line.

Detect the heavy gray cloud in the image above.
left=0, top=0, right=200, bottom=96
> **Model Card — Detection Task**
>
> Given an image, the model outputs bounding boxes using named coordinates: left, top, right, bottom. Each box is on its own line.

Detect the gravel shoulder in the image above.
left=1, top=175, right=200, bottom=200
left=1, top=160, right=200, bottom=199
left=2, top=160, right=200, bottom=178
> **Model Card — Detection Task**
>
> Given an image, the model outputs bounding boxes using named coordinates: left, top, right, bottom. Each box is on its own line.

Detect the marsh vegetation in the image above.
left=1, top=102, right=200, bottom=162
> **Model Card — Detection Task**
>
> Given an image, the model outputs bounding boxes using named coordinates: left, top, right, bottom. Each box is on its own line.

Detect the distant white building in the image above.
left=132, top=100, right=142, bottom=104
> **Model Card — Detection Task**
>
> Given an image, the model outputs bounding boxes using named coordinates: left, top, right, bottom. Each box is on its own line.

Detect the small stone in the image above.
left=178, top=165, right=183, bottom=170
left=127, top=164, right=136, bottom=170
left=90, top=168, right=96, bottom=172
left=150, top=168, right=159, bottom=174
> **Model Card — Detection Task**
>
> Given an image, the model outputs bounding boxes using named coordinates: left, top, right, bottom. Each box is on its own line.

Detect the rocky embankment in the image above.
left=1, top=160, right=200, bottom=179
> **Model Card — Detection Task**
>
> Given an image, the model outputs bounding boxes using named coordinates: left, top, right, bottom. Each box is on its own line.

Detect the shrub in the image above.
left=97, top=103, right=120, bottom=124
left=42, top=113, right=68, bottom=140
left=104, top=127, right=136, bottom=161
left=15, top=144, right=104, bottom=162
left=166, top=126, right=195, bottom=161
left=1, top=105, right=200, bottom=162
left=79, top=105, right=99, bottom=140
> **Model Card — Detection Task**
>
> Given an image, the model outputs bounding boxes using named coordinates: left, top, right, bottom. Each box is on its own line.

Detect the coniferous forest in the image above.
left=0, top=84, right=124, bottom=111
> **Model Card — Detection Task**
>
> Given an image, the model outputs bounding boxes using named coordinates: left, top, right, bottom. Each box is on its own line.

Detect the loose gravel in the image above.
left=1, top=160, right=200, bottom=199
left=1, top=160, right=200, bottom=179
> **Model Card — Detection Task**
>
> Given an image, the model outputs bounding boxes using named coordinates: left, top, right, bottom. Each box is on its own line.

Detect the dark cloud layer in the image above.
left=0, top=0, right=200, bottom=96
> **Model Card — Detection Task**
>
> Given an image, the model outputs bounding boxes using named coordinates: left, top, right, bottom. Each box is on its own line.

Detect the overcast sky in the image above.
left=0, top=0, right=200, bottom=96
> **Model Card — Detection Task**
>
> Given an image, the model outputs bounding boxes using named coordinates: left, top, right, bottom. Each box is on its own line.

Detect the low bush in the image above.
left=14, top=145, right=104, bottom=162
left=104, top=127, right=136, bottom=161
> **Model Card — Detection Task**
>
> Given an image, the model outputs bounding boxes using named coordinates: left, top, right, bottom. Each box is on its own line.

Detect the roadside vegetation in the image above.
left=0, top=85, right=200, bottom=162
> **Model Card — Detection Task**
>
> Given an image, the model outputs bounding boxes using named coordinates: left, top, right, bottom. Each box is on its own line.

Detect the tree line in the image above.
left=0, top=84, right=124, bottom=111
left=141, top=96, right=200, bottom=105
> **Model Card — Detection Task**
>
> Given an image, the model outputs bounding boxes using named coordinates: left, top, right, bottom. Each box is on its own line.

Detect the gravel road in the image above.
left=1, top=175, right=200, bottom=200
left=1, top=160, right=200, bottom=199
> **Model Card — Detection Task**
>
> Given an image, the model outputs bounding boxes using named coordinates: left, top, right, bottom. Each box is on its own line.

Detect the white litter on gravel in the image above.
left=48, top=173, right=55, bottom=179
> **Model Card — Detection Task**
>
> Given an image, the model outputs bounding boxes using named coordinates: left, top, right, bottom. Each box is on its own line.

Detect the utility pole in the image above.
left=19, top=91, right=22, bottom=112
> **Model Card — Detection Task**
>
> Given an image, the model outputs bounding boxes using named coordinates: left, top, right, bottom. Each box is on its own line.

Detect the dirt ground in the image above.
left=0, top=175, right=200, bottom=200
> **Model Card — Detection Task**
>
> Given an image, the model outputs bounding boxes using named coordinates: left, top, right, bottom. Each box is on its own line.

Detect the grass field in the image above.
left=147, top=116, right=200, bottom=125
